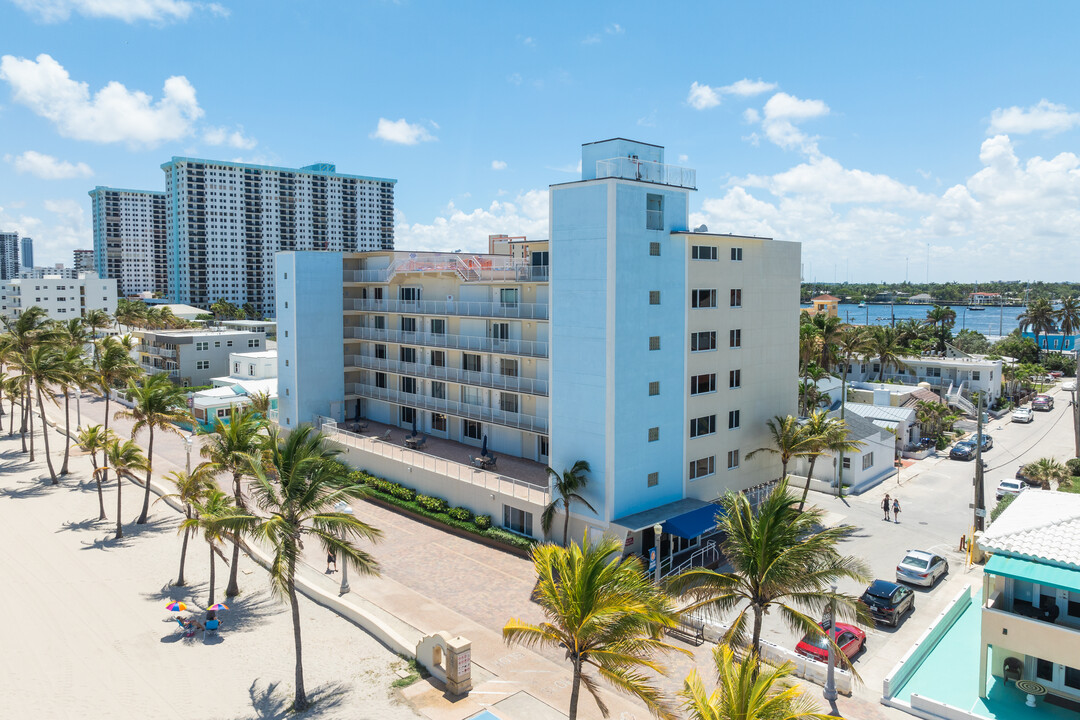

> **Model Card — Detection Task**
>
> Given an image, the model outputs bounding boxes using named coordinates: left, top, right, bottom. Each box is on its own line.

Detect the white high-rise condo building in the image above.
left=89, top=187, right=168, bottom=297
left=73, top=249, right=95, bottom=273
left=161, top=158, right=396, bottom=318
left=0, top=231, right=20, bottom=280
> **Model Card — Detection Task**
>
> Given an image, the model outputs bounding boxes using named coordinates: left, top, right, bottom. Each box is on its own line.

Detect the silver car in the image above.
left=1012, top=407, right=1033, bottom=424
left=896, top=550, right=948, bottom=587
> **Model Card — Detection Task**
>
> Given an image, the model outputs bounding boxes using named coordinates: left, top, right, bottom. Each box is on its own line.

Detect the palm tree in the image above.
left=247, top=390, right=272, bottom=415
left=117, top=374, right=191, bottom=525
left=16, top=343, right=67, bottom=481
left=56, top=344, right=87, bottom=475
left=180, top=487, right=239, bottom=605
left=924, top=305, right=957, bottom=353
left=240, top=425, right=382, bottom=711
left=1058, top=297, right=1080, bottom=338
left=541, top=460, right=597, bottom=546
left=667, top=479, right=871, bottom=658
left=895, top=318, right=928, bottom=351
left=114, top=298, right=147, bottom=332
left=1024, top=458, right=1069, bottom=490
left=799, top=364, right=830, bottom=416
left=746, top=415, right=814, bottom=481
left=797, top=411, right=865, bottom=511
left=798, top=322, right=821, bottom=378
left=811, top=314, right=845, bottom=371
left=504, top=535, right=689, bottom=720
left=88, top=337, right=139, bottom=489
left=161, top=465, right=216, bottom=586
left=94, top=437, right=151, bottom=540
left=681, top=645, right=838, bottom=720
left=77, top=424, right=112, bottom=520
left=82, top=309, right=112, bottom=361
left=1, top=306, right=58, bottom=454
left=868, top=325, right=908, bottom=381
left=200, top=405, right=267, bottom=597
left=1019, top=298, right=1057, bottom=361
left=835, top=326, right=870, bottom=497
left=3, top=376, right=20, bottom=435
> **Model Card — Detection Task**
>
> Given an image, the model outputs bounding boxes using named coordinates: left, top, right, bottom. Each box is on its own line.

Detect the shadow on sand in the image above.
left=0, top=476, right=56, bottom=500
left=144, top=582, right=279, bottom=636
left=78, top=516, right=174, bottom=551
left=229, top=679, right=348, bottom=720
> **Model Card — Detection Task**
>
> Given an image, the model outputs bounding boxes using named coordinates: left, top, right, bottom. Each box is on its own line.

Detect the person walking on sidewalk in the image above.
left=326, top=549, right=337, bottom=574
left=893, top=498, right=902, bottom=523
left=882, top=493, right=891, bottom=521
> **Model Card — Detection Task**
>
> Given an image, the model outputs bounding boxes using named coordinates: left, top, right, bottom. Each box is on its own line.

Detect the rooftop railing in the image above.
left=344, top=354, right=549, bottom=396
left=595, top=157, right=697, bottom=189
left=344, top=297, right=549, bottom=320
left=344, top=255, right=548, bottom=285
left=343, top=325, right=548, bottom=358
left=345, top=382, right=549, bottom=434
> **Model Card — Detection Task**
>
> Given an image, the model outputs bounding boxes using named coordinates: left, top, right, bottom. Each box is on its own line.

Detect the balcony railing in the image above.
left=343, top=297, right=548, bottom=320
left=344, top=354, right=548, bottom=396
left=139, top=345, right=177, bottom=358
left=343, top=326, right=548, bottom=358
left=595, top=157, right=697, bottom=189
left=141, top=363, right=180, bottom=379
left=344, top=256, right=548, bottom=284
left=345, top=382, right=548, bottom=433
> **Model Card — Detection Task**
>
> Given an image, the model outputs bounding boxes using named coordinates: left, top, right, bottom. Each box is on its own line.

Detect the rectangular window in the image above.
left=862, top=452, right=874, bottom=470
left=233, top=362, right=240, bottom=373
left=431, top=350, right=446, bottom=367
left=690, top=415, right=716, bottom=438
left=691, top=373, right=716, bottom=395
left=400, top=406, right=415, bottom=424
left=842, top=457, right=851, bottom=469
left=1036, top=658, right=1053, bottom=682
left=647, top=472, right=659, bottom=487
left=727, top=449, right=740, bottom=469
left=649, top=241, right=661, bottom=256
left=499, top=288, right=519, bottom=307
left=248, top=365, right=255, bottom=376
left=1066, top=666, right=1080, bottom=690
left=374, top=315, right=386, bottom=330
left=375, top=372, right=387, bottom=389
left=689, top=456, right=715, bottom=480
left=649, top=290, right=661, bottom=305
left=730, top=289, right=742, bottom=308
left=431, top=413, right=447, bottom=432
left=399, top=286, right=421, bottom=302
left=692, top=289, right=717, bottom=308
left=400, top=377, right=417, bottom=394
left=972, top=371, right=981, bottom=381
left=248, top=338, right=259, bottom=348
left=731, top=247, right=743, bottom=261
left=730, top=329, right=742, bottom=348
left=692, top=245, right=718, bottom=260
left=691, top=331, right=716, bottom=352
left=646, top=193, right=663, bottom=230
left=729, top=369, right=741, bottom=388
left=196, top=360, right=210, bottom=370
left=463, top=420, right=482, bottom=440
left=500, top=358, right=519, bottom=376
left=728, top=410, right=740, bottom=429
left=431, top=381, right=446, bottom=399
left=430, top=318, right=446, bottom=335
left=503, top=505, right=533, bottom=536
left=648, top=381, right=660, bottom=396
left=400, top=317, right=417, bottom=332
left=196, top=342, right=208, bottom=351
left=214, top=341, right=221, bottom=348
left=399, top=347, right=416, bottom=364
left=499, top=393, right=519, bottom=413
left=461, top=387, right=482, bottom=405
left=374, top=343, right=387, bottom=360
left=648, top=427, right=659, bottom=442
left=462, top=353, right=481, bottom=372
left=649, top=336, right=661, bottom=351
left=539, top=435, right=549, bottom=458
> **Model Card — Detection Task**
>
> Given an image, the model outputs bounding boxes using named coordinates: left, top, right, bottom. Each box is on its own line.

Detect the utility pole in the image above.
left=974, top=392, right=986, bottom=533
left=1072, top=382, right=1079, bottom=459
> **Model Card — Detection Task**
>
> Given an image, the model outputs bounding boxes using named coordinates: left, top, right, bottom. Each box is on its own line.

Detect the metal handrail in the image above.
left=345, top=382, right=548, bottom=433
left=343, top=325, right=548, bottom=358
left=344, top=354, right=549, bottom=395
left=343, top=297, right=549, bottom=320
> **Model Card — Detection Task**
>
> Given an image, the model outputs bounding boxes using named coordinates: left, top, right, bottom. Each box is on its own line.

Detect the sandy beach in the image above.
left=0, top=420, right=422, bottom=720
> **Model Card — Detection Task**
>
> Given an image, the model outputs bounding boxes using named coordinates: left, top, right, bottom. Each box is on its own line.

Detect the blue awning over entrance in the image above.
left=985, top=554, right=1080, bottom=594
left=662, top=504, right=724, bottom=539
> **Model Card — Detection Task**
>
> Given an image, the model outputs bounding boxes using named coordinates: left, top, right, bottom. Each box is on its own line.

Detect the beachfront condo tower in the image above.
left=89, top=187, right=168, bottom=297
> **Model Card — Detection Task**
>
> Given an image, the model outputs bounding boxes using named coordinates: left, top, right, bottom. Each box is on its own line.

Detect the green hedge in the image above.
left=1067, top=459, right=1080, bottom=476
left=346, top=471, right=533, bottom=552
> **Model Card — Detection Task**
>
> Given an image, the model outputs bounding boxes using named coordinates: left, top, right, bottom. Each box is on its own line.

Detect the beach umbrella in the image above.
left=481, top=435, right=488, bottom=457
left=207, top=603, right=229, bottom=612
left=165, top=602, right=187, bottom=612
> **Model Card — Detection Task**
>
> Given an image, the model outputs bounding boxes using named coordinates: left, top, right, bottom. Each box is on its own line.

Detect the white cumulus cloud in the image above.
left=988, top=99, right=1080, bottom=136
left=203, top=125, right=257, bottom=149
left=721, top=78, right=777, bottom=97
left=741, top=91, right=831, bottom=154
left=688, top=78, right=777, bottom=110
left=491, top=160, right=507, bottom=170
left=9, top=150, right=93, bottom=179
left=12, top=0, right=228, bottom=23
left=0, top=53, right=204, bottom=147
left=687, top=82, right=721, bottom=110
left=370, top=117, right=437, bottom=145
left=396, top=190, right=548, bottom=253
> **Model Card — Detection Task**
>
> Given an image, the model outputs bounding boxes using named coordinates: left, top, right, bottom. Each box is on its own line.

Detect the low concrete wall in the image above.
left=902, top=447, right=936, bottom=461
left=910, top=694, right=983, bottom=720
left=883, top=585, right=973, bottom=698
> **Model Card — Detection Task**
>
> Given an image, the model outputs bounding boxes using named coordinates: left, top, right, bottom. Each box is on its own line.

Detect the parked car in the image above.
left=860, top=580, right=915, bottom=627
left=795, top=622, right=866, bottom=663
left=1033, top=395, right=1054, bottom=411
left=996, top=479, right=1027, bottom=501
left=1012, top=407, right=1033, bottom=424
left=896, top=550, right=949, bottom=587
left=976, top=434, right=994, bottom=451
left=1049, top=371, right=1064, bottom=378
left=950, top=441, right=977, bottom=460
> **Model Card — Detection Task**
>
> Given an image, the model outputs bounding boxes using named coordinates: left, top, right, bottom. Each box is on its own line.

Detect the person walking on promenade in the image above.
left=882, top=493, right=891, bottom=521
left=326, top=549, right=337, bottom=574
left=893, top=498, right=901, bottom=523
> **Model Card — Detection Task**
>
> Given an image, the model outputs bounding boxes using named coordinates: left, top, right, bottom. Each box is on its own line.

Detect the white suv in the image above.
left=1012, top=407, right=1033, bottom=423
left=996, top=479, right=1027, bottom=501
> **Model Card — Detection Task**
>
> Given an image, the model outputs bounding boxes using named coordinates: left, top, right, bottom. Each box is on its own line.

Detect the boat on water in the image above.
left=968, top=306, right=986, bottom=311
left=857, top=303, right=866, bottom=308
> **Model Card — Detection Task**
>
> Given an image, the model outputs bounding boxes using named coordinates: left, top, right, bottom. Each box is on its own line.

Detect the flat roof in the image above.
left=582, top=137, right=663, bottom=148
left=671, top=230, right=776, bottom=241
left=161, top=156, right=396, bottom=185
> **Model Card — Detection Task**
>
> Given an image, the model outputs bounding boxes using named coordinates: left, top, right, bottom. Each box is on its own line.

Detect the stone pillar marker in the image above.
left=444, top=635, right=472, bottom=695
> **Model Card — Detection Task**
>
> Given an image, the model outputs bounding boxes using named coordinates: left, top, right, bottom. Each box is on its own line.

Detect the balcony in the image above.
left=140, top=362, right=179, bottom=379
left=344, top=354, right=548, bottom=395
left=345, top=383, right=548, bottom=434
left=983, top=590, right=1080, bottom=670
left=343, top=297, right=548, bottom=320
left=343, top=326, right=548, bottom=358
left=595, top=157, right=697, bottom=189
left=139, top=345, right=177, bottom=359
left=344, top=255, right=547, bottom=285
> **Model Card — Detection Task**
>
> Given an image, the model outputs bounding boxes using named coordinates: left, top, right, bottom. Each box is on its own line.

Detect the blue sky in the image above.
left=2, top=1, right=1080, bottom=282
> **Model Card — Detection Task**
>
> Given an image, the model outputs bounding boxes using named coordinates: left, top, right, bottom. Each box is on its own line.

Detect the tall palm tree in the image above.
left=3, top=376, right=20, bottom=435
left=797, top=412, right=865, bottom=511
left=239, top=425, right=382, bottom=712
left=923, top=305, right=957, bottom=353
left=180, top=487, right=239, bottom=605
left=1018, top=298, right=1057, bottom=361
left=746, top=415, right=814, bottom=481
left=247, top=390, right=272, bottom=415
left=77, top=424, right=112, bottom=520
left=868, top=325, right=908, bottom=381
left=798, top=322, right=821, bottom=378
left=161, top=465, right=216, bottom=586
left=16, top=344, right=67, bottom=481
left=798, top=364, right=830, bottom=416
left=667, top=479, right=871, bottom=658
left=811, top=314, right=845, bottom=371
left=895, top=318, right=928, bottom=351
left=200, top=404, right=267, bottom=597
left=504, top=535, right=689, bottom=720
left=94, top=437, right=151, bottom=540
left=1, top=306, right=58, bottom=454
left=681, top=645, right=838, bottom=720
left=117, top=373, right=191, bottom=525
left=541, top=460, right=597, bottom=546
left=88, top=337, right=139, bottom=489
left=82, top=309, right=112, bottom=361
left=56, top=344, right=87, bottom=475
left=1057, top=297, right=1080, bottom=338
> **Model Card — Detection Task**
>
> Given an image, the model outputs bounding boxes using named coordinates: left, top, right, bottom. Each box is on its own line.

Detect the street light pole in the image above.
left=653, top=523, right=663, bottom=585
left=824, top=583, right=838, bottom=702
left=335, top=501, right=353, bottom=594
left=973, top=393, right=986, bottom=533
left=184, top=434, right=194, bottom=476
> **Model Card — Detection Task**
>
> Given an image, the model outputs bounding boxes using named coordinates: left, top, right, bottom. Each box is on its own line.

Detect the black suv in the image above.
left=859, top=580, right=915, bottom=627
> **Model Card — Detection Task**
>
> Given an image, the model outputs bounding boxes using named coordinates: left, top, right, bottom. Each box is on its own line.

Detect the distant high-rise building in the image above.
left=20, top=236, right=33, bottom=269
left=73, top=249, right=95, bottom=273
left=0, top=231, right=19, bottom=280
left=88, top=187, right=167, bottom=298
left=161, top=158, right=396, bottom=317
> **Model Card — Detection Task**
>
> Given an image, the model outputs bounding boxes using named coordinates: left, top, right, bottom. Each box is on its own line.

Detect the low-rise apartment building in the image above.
left=132, top=328, right=266, bottom=386
left=191, top=349, right=277, bottom=429
left=0, top=272, right=117, bottom=321
left=845, top=353, right=1002, bottom=405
